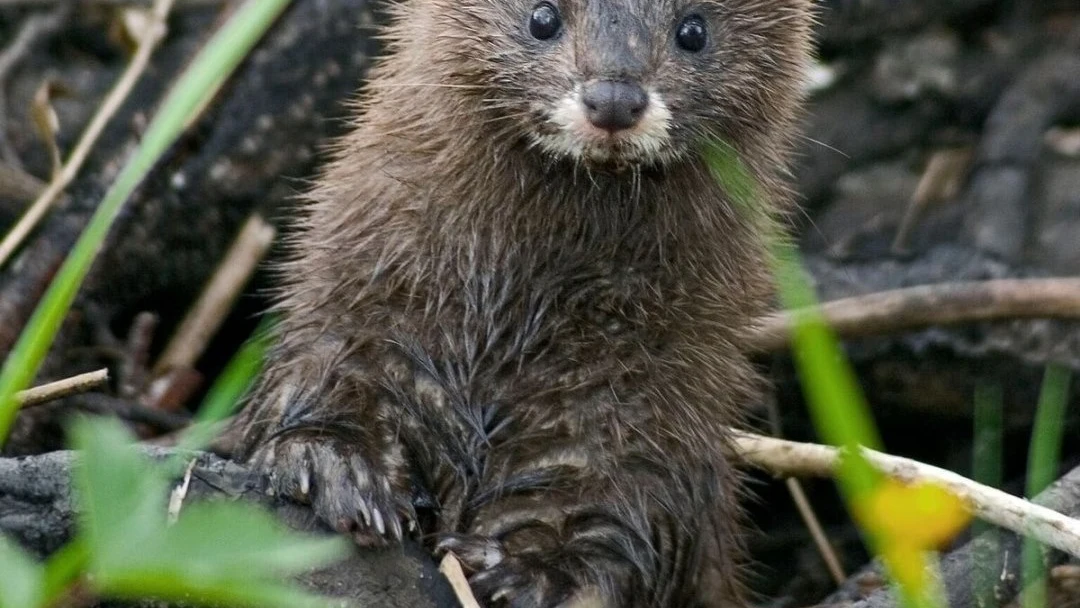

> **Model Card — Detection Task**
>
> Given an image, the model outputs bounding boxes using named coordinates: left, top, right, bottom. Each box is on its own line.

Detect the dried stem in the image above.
left=17, top=368, right=109, bottom=408
left=785, top=477, right=846, bottom=585
left=732, top=430, right=1080, bottom=558
left=439, top=554, right=483, bottom=608
left=748, top=278, right=1080, bottom=352
left=891, top=148, right=973, bottom=254
left=152, top=213, right=275, bottom=375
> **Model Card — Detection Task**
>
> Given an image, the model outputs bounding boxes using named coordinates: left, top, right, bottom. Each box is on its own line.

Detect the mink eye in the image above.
left=529, top=2, right=562, bottom=41
left=675, top=15, right=708, bottom=52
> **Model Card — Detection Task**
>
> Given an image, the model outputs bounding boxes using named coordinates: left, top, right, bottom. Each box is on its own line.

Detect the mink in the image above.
left=236, top=1, right=814, bottom=605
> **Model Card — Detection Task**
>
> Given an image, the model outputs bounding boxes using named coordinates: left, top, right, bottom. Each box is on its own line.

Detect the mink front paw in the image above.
left=437, top=535, right=604, bottom=608
left=253, top=433, right=413, bottom=546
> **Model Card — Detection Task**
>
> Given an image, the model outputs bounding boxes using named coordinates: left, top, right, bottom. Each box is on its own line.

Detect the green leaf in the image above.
left=971, top=381, right=1003, bottom=608
left=101, top=576, right=343, bottom=608
left=98, top=501, right=348, bottom=584
left=40, top=539, right=89, bottom=606
left=0, top=534, right=45, bottom=608
left=702, top=137, right=882, bottom=496
left=1022, top=365, right=1072, bottom=608
left=702, top=137, right=938, bottom=608
left=94, top=502, right=349, bottom=607
left=69, top=417, right=171, bottom=574
left=70, top=417, right=348, bottom=607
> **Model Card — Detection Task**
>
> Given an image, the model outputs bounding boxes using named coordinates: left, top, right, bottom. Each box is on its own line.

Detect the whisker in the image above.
left=797, top=133, right=848, bottom=158
left=364, top=83, right=488, bottom=90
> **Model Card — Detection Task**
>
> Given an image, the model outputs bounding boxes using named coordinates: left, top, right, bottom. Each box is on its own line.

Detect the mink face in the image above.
left=427, top=0, right=810, bottom=167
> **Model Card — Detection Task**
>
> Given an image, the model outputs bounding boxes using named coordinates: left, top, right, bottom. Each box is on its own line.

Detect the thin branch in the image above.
left=0, top=0, right=177, bottom=268
left=17, top=368, right=108, bottom=408
left=439, top=554, right=482, bottom=608
left=732, top=430, right=1080, bottom=558
left=15, top=370, right=188, bottom=430
left=763, top=390, right=847, bottom=585
left=891, top=147, right=973, bottom=254
left=748, top=278, right=1080, bottom=352
left=152, top=213, right=275, bottom=375
left=119, top=311, right=158, bottom=399
left=785, top=477, right=846, bottom=585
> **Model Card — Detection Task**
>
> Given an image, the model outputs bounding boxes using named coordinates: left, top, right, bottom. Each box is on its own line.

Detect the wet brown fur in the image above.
left=237, top=1, right=813, bottom=606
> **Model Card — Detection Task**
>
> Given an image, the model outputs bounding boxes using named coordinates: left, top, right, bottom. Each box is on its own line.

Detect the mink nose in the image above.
left=582, top=81, right=649, bottom=132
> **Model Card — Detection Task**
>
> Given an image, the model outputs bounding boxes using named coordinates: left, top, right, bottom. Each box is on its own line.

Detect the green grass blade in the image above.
left=40, top=539, right=90, bottom=607
left=771, top=241, right=882, bottom=498
left=704, top=138, right=944, bottom=608
left=0, top=533, right=45, bottom=608
left=175, top=317, right=274, bottom=454
left=703, top=138, right=882, bottom=494
left=70, top=416, right=347, bottom=607
left=0, top=0, right=293, bottom=445
left=971, top=381, right=1003, bottom=608
left=1022, top=365, right=1072, bottom=608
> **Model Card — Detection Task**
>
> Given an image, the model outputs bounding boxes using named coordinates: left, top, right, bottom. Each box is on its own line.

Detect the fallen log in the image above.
left=0, top=448, right=460, bottom=608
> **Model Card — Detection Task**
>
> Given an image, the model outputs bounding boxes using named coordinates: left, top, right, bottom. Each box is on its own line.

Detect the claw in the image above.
left=372, top=507, right=386, bottom=536
left=299, top=445, right=313, bottom=496
left=356, top=496, right=372, bottom=527
left=299, top=468, right=311, bottom=496
left=254, top=435, right=409, bottom=547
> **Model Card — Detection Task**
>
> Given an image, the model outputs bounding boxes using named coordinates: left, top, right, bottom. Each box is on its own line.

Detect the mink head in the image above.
left=418, top=0, right=813, bottom=168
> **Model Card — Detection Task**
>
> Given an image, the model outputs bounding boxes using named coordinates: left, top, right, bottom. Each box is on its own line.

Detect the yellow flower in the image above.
left=856, top=479, right=973, bottom=596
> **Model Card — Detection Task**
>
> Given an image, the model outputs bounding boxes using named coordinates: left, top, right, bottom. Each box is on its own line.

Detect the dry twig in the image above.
left=167, top=458, right=198, bottom=524
left=119, top=311, right=158, bottom=399
left=438, top=554, right=482, bottom=608
left=892, top=147, right=973, bottom=254
left=152, top=213, right=275, bottom=376
left=0, top=0, right=177, bottom=267
left=763, top=392, right=846, bottom=585
left=748, top=278, right=1080, bottom=352
left=785, top=477, right=846, bottom=585
left=17, top=368, right=109, bottom=408
left=732, top=430, right=1080, bottom=558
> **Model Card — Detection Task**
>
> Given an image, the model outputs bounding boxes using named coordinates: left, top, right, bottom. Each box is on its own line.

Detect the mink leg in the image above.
left=253, top=428, right=413, bottom=545
left=435, top=460, right=737, bottom=608
left=238, top=345, right=414, bottom=546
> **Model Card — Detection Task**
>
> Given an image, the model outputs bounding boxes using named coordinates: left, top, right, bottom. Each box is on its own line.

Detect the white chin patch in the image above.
left=531, top=86, right=674, bottom=165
